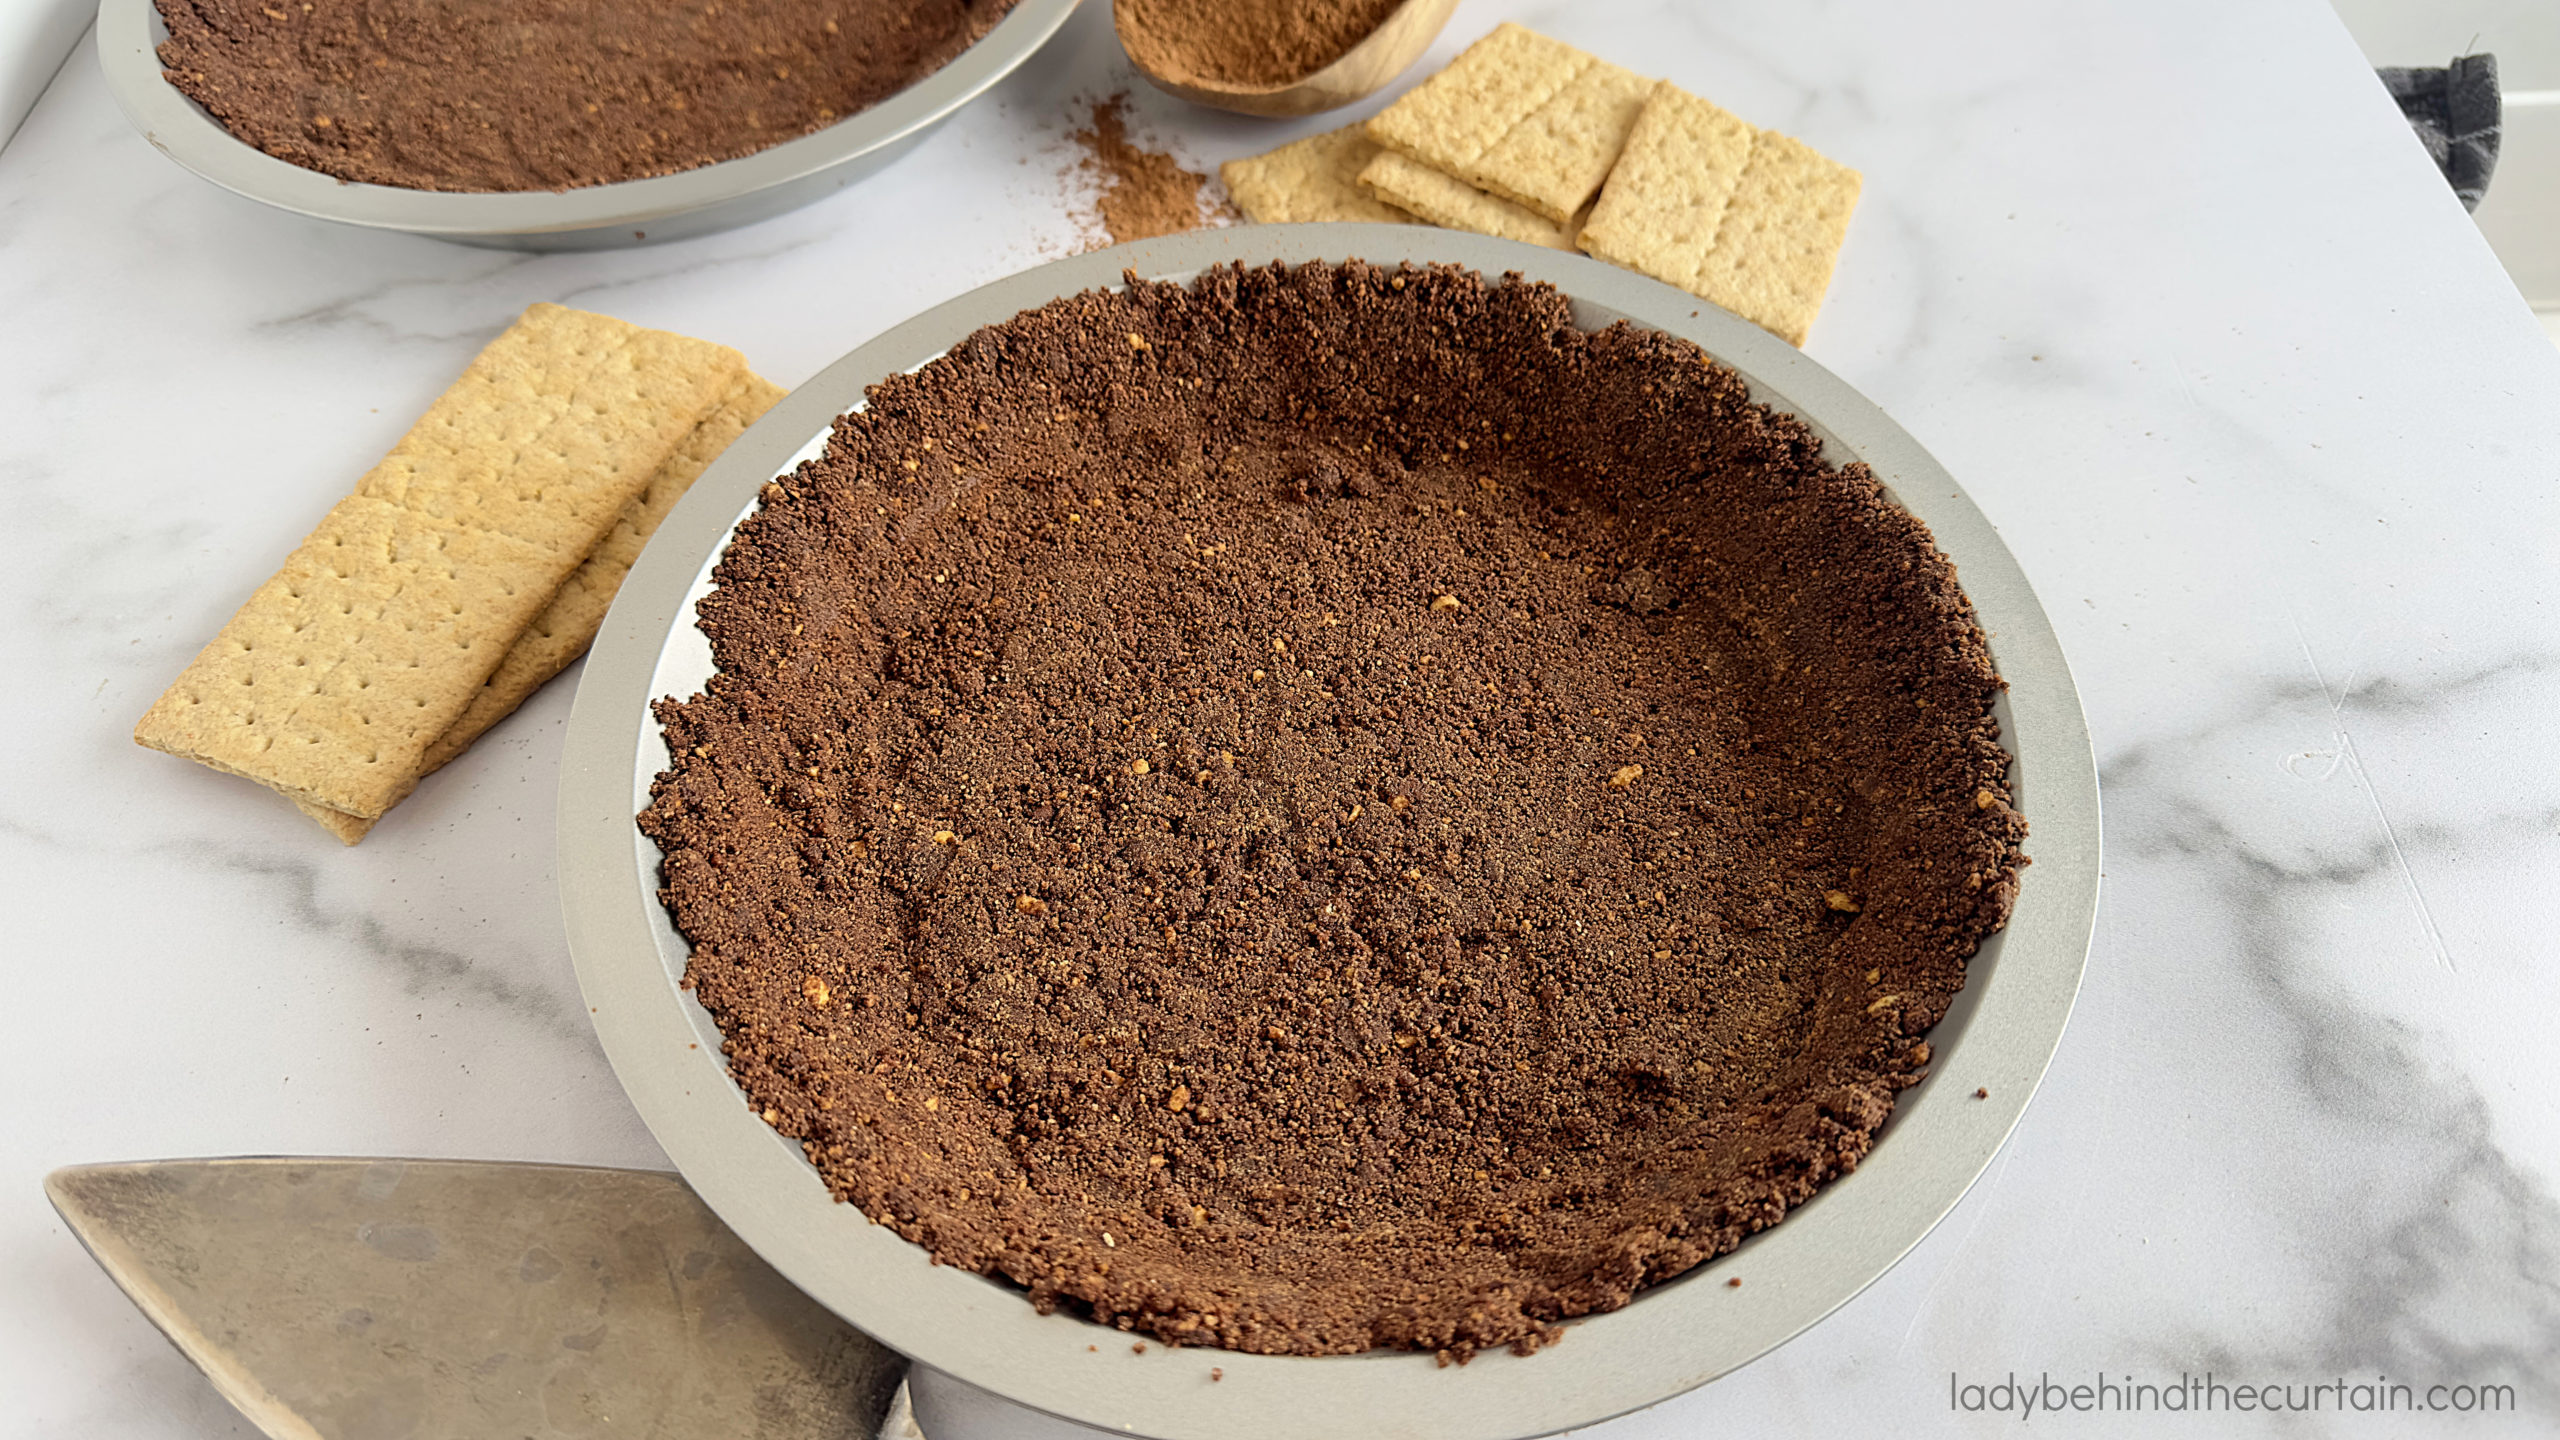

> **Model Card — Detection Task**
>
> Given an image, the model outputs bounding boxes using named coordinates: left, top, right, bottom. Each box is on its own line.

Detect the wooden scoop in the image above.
left=1115, top=0, right=1463, bottom=117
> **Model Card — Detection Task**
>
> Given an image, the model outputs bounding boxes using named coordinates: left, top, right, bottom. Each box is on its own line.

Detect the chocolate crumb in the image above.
left=1072, top=95, right=1212, bottom=247
left=641, top=262, right=2026, bottom=1360
left=1116, top=0, right=1405, bottom=88
left=155, top=0, right=1019, bottom=192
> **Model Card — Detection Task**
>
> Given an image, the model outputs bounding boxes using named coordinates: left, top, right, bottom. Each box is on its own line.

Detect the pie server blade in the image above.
left=44, top=1157, right=908, bottom=1440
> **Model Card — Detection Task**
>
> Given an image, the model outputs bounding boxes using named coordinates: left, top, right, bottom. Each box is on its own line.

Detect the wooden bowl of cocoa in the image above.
left=1114, top=0, right=1463, bottom=116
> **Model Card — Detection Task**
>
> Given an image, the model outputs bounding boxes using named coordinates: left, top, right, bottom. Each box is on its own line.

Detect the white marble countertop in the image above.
left=6, top=0, right=2557, bottom=1435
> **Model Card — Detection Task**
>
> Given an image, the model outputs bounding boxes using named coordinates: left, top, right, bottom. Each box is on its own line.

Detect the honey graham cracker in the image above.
left=137, top=303, right=748, bottom=823
left=1576, top=83, right=1756, bottom=275
left=1221, top=125, right=1414, bottom=225
left=1688, top=130, right=1862, bottom=345
left=1364, top=22, right=1655, bottom=224
left=1580, top=85, right=1861, bottom=345
left=1358, top=149, right=1582, bottom=250
left=296, top=370, right=787, bottom=843
left=424, top=370, right=785, bottom=776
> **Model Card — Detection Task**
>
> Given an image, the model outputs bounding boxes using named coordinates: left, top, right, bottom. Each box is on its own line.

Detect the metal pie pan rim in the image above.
left=93, top=0, right=1079, bottom=241
left=558, top=223, right=2101, bottom=1440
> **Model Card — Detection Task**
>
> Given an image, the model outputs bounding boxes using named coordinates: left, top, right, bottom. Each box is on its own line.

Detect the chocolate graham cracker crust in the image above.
left=640, top=262, right=2026, bottom=1359
left=153, top=0, right=1019, bottom=193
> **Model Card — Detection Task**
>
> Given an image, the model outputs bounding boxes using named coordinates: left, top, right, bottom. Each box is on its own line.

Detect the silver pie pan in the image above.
left=94, top=0, right=1078, bottom=251
left=557, top=224, right=2103, bottom=1439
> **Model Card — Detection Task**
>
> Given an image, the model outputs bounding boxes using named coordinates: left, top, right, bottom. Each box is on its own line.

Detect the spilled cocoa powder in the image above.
left=1115, top=0, right=1406, bottom=88
left=1070, top=95, right=1212, bottom=246
left=640, top=263, right=2027, bottom=1359
left=153, top=0, right=1019, bottom=192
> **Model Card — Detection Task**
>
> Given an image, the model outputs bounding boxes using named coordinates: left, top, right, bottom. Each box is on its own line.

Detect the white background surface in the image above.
left=4, top=0, right=2557, bottom=1435
left=0, top=0, right=90, bottom=151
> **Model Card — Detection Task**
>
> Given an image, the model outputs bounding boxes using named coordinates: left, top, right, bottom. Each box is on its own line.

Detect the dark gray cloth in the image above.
left=2379, top=54, right=2501, bottom=211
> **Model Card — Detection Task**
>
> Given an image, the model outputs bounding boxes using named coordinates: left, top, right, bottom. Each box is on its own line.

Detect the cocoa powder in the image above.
left=640, top=263, right=2027, bottom=1359
left=154, top=0, right=1019, bottom=192
left=1071, top=95, right=1210, bottom=246
left=1116, top=0, right=1405, bottom=88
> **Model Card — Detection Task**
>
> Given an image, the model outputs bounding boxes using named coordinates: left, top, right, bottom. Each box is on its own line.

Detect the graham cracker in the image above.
left=297, top=371, right=787, bottom=842
left=1221, top=125, right=1414, bottom=226
left=424, top=371, right=788, bottom=774
left=135, top=494, right=565, bottom=818
left=1689, top=130, right=1862, bottom=346
left=355, top=304, right=745, bottom=562
left=295, top=796, right=375, bottom=845
left=1364, top=23, right=1654, bottom=224
left=1358, top=150, right=1582, bottom=250
left=136, top=304, right=746, bottom=820
left=1576, top=83, right=1757, bottom=280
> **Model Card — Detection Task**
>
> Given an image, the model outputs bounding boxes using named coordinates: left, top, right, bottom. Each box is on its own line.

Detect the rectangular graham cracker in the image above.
left=1221, top=125, right=1414, bottom=225
left=423, top=371, right=786, bottom=773
left=1358, top=150, right=1583, bottom=250
left=295, top=371, right=788, bottom=843
left=1364, top=22, right=1655, bottom=224
left=136, top=304, right=746, bottom=820
left=1576, top=83, right=1758, bottom=280
left=1688, top=130, right=1863, bottom=346
left=1580, top=87, right=1859, bottom=345
left=354, top=304, right=745, bottom=563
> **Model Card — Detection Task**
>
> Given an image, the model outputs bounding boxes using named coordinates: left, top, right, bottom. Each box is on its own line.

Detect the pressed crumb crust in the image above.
left=153, top=0, right=1019, bottom=193
left=640, top=262, right=2027, bottom=1359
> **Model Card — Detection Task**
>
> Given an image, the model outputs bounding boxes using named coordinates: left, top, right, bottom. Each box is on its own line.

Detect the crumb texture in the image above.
left=640, top=263, right=2025, bottom=1359
left=154, top=0, right=1019, bottom=192
left=1071, top=96, right=1211, bottom=246
left=1116, top=0, right=1404, bottom=88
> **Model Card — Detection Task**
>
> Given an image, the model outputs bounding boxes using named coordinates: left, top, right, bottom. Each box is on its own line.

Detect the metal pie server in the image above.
left=45, top=1158, right=910, bottom=1439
